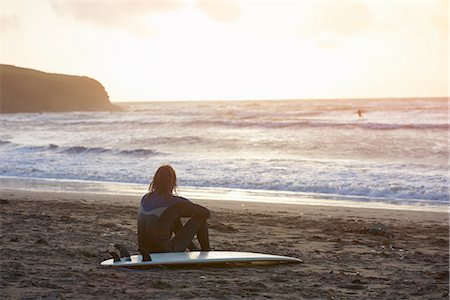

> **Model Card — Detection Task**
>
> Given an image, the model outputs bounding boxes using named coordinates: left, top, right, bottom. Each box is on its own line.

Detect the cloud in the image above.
left=2, top=14, right=21, bottom=34
left=49, top=0, right=241, bottom=35
left=196, top=0, right=241, bottom=23
left=49, top=1, right=184, bottom=35
left=309, top=2, right=373, bottom=36
left=297, top=2, right=374, bottom=49
left=372, top=1, right=448, bottom=36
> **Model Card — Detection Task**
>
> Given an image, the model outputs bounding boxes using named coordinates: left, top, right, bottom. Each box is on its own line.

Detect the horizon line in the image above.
left=111, top=96, right=449, bottom=104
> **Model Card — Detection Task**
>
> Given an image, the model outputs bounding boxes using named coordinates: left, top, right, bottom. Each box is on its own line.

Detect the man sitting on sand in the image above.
left=137, top=165, right=211, bottom=252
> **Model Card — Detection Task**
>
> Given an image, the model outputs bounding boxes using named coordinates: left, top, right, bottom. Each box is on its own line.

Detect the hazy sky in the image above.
left=1, top=0, right=448, bottom=101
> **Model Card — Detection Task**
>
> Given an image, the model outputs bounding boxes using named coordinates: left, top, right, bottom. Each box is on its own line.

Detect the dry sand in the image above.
left=0, top=189, right=448, bottom=299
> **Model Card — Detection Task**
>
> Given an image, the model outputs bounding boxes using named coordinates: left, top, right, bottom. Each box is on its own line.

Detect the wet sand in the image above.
left=0, top=190, right=448, bottom=299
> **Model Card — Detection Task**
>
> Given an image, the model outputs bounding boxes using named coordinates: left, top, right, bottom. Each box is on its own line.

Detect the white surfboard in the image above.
left=100, top=251, right=302, bottom=268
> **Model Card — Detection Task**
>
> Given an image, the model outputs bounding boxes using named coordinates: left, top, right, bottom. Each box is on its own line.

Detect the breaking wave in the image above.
left=0, top=140, right=160, bottom=157
left=186, top=120, right=449, bottom=131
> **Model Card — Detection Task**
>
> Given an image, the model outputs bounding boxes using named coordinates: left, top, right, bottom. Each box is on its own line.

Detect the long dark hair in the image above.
left=149, top=165, right=177, bottom=197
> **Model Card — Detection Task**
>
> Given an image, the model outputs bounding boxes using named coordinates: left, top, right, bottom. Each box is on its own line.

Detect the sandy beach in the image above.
left=3, top=1, right=448, bottom=299
left=0, top=189, right=448, bottom=299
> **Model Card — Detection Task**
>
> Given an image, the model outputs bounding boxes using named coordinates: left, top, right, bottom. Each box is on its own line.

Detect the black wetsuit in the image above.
left=137, top=192, right=210, bottom=252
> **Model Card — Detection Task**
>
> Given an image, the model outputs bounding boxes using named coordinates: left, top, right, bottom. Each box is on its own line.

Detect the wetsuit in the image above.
left=137, top=192, right=210, bottom=252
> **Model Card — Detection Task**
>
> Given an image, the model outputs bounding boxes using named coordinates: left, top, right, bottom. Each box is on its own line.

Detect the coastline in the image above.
left=1, top=188, right=448, bottom=223
left=1, top=188, right=448, bottom=299
left=1, top=176, right=448, bottom=213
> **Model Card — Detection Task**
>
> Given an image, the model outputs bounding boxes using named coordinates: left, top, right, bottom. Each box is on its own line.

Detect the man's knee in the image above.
left=196, top=206, right=211, bottom=219
left=191, top=214, right=209, bottom=225
left=202, top=209, right=211, bottom=219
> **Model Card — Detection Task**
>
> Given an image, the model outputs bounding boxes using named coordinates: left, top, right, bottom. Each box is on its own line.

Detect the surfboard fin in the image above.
left=109, top=251, right=121, bottom=262
left=138, top=247, right=152, bottom=262
left=114, top=244, right=131, bottom=261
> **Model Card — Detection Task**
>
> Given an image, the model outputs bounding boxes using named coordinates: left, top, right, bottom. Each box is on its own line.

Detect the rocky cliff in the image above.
left=0, top=65, right=116, bottom=113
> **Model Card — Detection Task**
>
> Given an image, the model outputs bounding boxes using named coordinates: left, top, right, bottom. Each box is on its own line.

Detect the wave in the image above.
left=0, top=140, right=160, bottom=157
left=185, top=120, right=449, bottom=131
left=117, top=149, right=158, bottom=156
left=0, top=117, right=169, bottom=128
left=60, top=146, right=112, bottom=154
left=60, top=145, right=159, bottom=156
left=356, top=123, right=449, bottom=131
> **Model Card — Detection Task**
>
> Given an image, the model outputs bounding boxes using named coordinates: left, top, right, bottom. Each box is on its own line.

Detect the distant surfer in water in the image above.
left=137, top=165, right=211, bottom=252
left=357, top=109, right=363, bottom=119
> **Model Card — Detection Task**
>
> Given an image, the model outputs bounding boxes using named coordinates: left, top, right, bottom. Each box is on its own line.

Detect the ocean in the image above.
left=0, top=98, right=448, bottom=209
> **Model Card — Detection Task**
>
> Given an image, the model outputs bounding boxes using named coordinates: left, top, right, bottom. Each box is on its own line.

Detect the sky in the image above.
left=1, top=0, right=448, bottom=102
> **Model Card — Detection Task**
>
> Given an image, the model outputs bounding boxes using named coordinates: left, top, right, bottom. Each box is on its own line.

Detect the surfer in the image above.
left=137, top=165, right=211, bottom=253
left=357, top=109, right=363, bottom=118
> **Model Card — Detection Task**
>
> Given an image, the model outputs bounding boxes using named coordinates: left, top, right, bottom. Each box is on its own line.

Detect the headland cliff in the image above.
left=0, top=65, right=116, bottom=113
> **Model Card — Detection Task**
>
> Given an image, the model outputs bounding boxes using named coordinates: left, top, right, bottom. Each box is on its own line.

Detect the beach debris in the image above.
left=435, top=270, right=449, bottom=280
left=150, top=280, right=173, bottom=289
left=9, top=235, right=19, bottom=242
left=35, top=237, right=48, bottom=245
left=209, top=221, right=239, bottom=233
left=59, top=215, right=74, bottom=223
left=367, top=223, right=390, bottom=236
left=308, top=235, right=325, bottom=241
